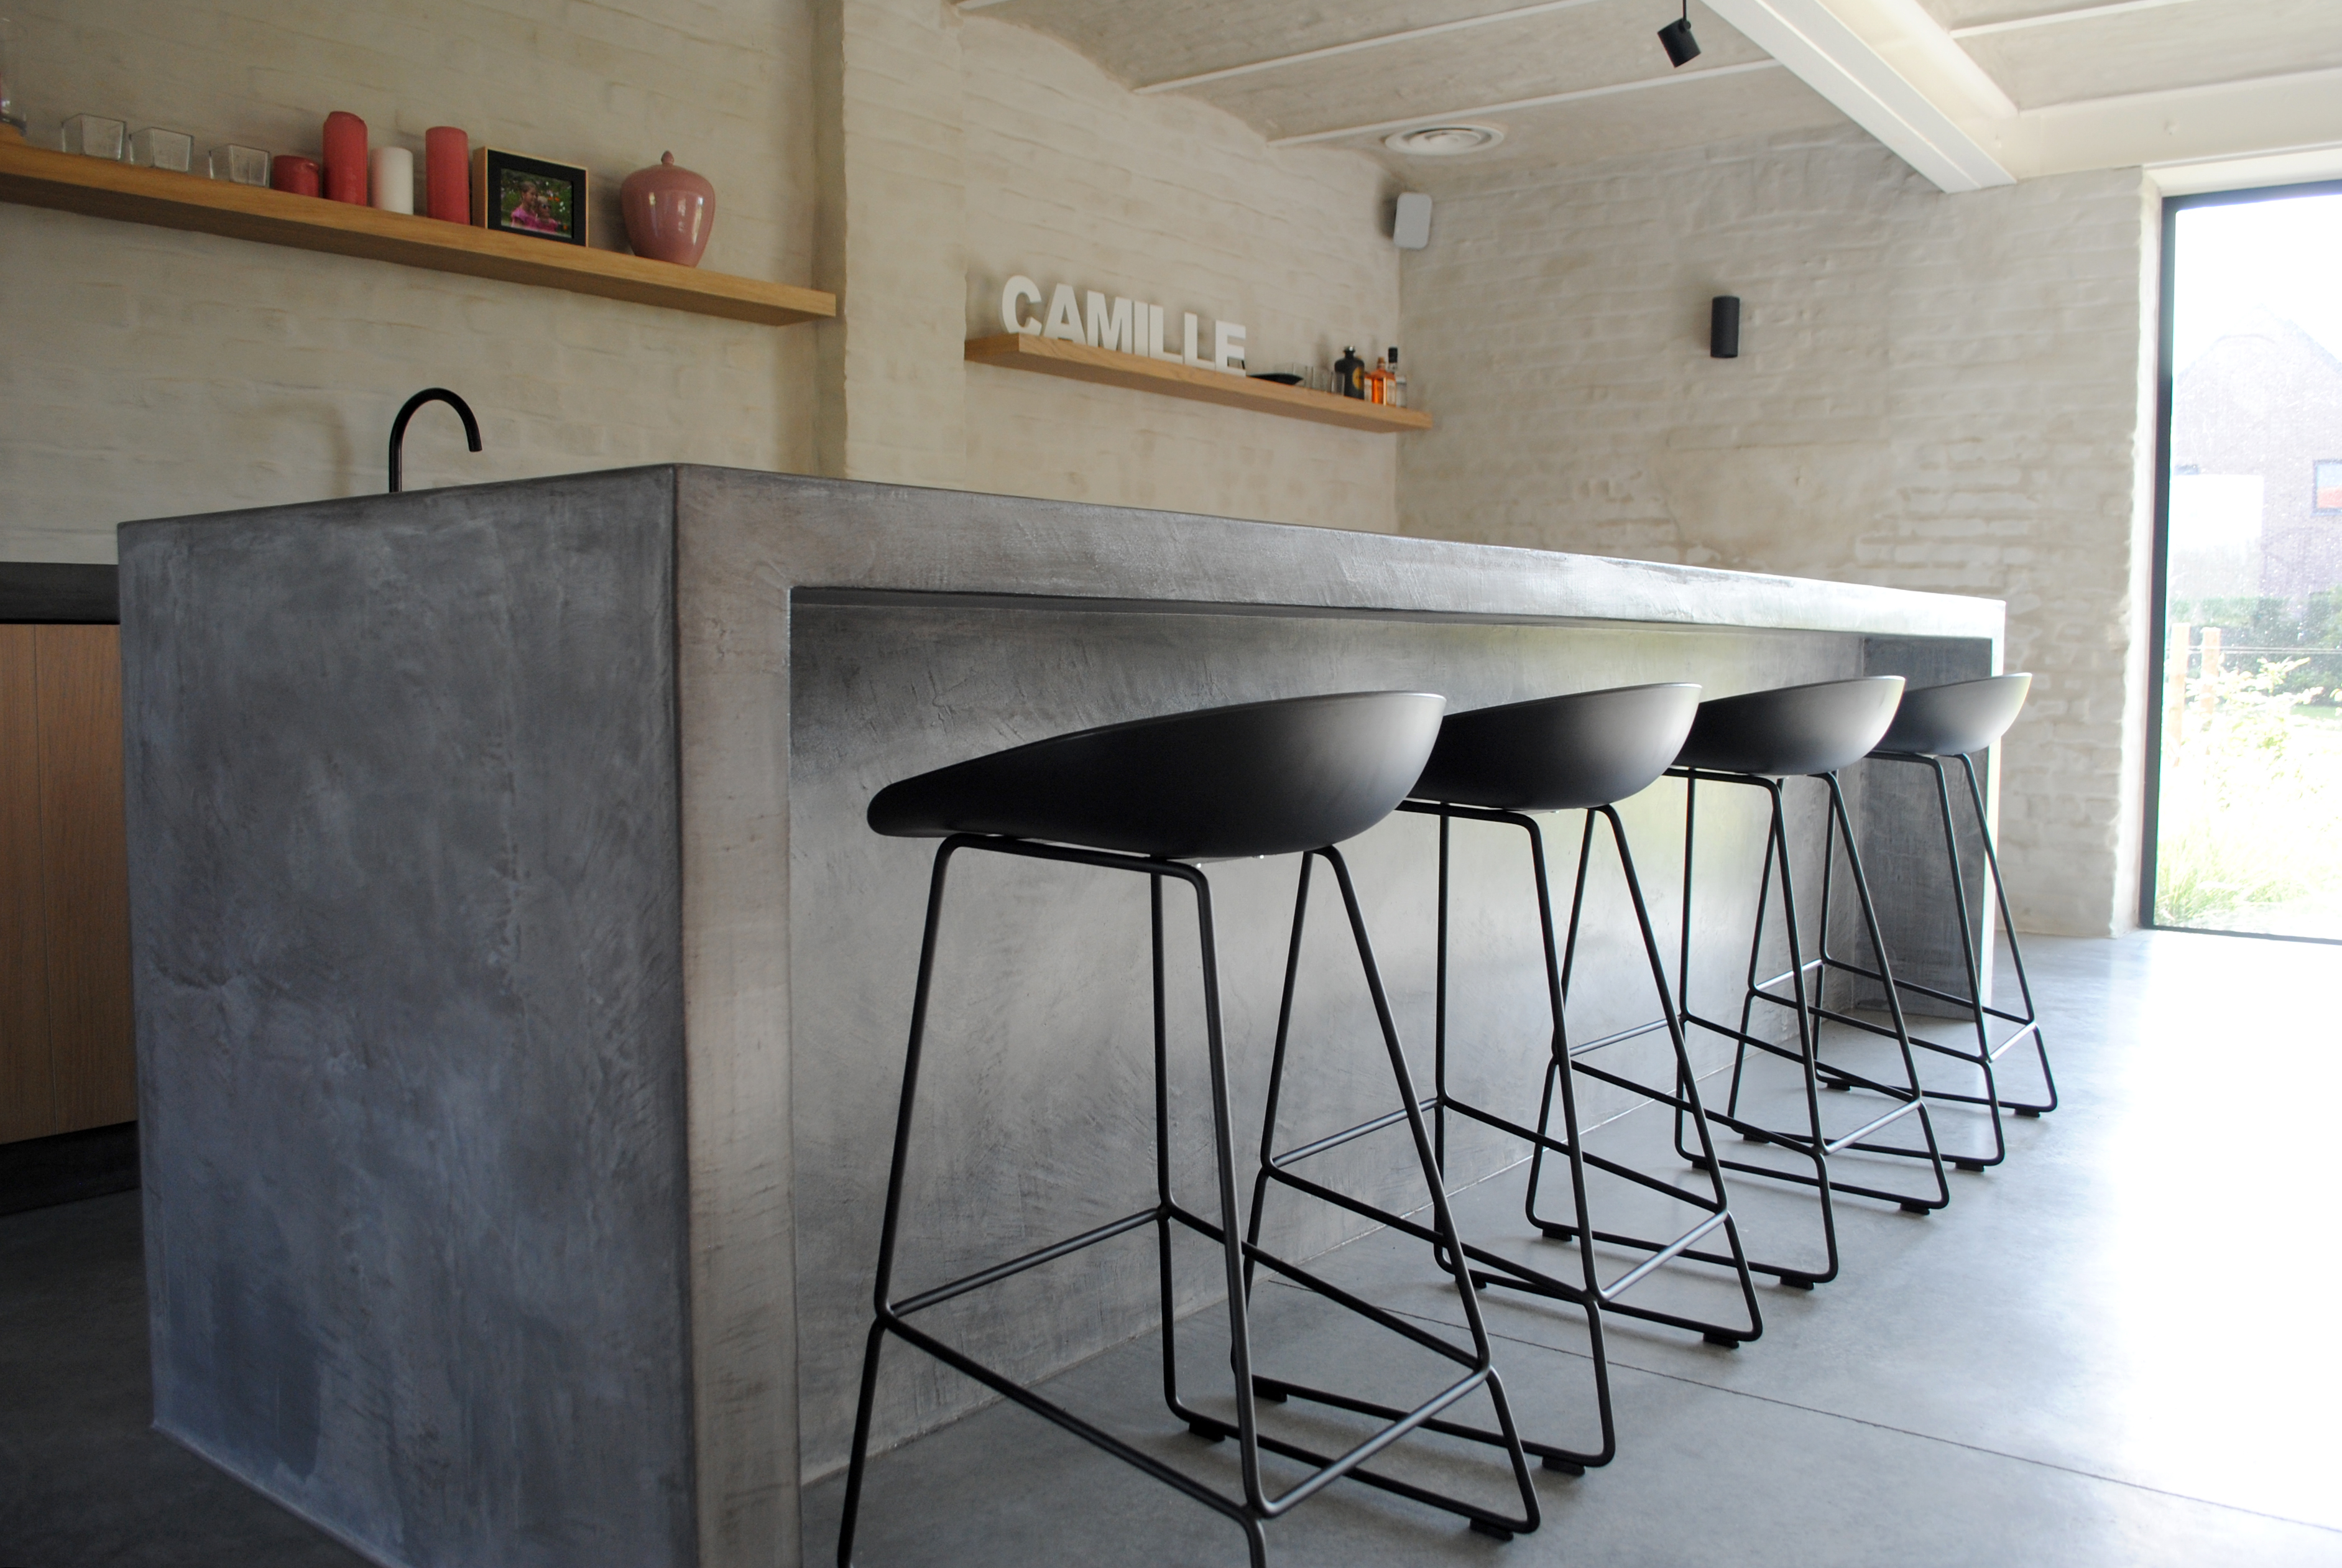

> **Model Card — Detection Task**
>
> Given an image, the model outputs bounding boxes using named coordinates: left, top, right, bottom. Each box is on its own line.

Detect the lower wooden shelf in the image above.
left=966, top=331, right=1432, bottom=432
left=0, top=127, right=834, bottom=326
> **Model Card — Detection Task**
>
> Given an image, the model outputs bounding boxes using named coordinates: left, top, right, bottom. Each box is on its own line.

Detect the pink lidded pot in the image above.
left=620, top=152, right=716, bottom=267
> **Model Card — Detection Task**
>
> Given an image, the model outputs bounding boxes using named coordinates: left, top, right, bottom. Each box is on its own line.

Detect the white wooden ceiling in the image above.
left=958, top=0, right=2342, bottom=192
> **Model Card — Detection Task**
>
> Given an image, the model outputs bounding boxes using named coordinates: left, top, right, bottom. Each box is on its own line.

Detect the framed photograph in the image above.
left=472, top=147, right=588, bottom=246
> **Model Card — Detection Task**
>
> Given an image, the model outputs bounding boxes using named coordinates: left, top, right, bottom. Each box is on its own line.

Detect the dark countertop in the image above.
left=0, top=563, right=119, bottom=623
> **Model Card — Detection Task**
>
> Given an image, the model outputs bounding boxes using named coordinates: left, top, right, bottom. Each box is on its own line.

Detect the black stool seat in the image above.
left=1674, top=676, right=1906, bottom=778
left=1412, top=683, right=1701, bottom=810
left=868, top=691, right=1445, bottom=859
left=1873, top=673, right=2031, bottom=758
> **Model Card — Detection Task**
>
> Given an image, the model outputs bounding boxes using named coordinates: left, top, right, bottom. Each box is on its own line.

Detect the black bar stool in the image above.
left=1250, top=684, right=1766, bottom=1472
left=1669, top=677, right=1951, bottom=1290
left=1815, top=674, right=2057, bottom=1168
left=838, top=693, right=1540, bottom=1568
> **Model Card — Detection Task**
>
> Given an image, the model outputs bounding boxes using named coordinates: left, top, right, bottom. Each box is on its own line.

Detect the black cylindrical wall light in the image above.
left=1710, top=295, right=1740, bottom=359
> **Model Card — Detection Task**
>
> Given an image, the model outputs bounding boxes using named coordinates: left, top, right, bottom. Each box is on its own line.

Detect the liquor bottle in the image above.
left=1333, top=346, right=1365, bottom=399
left=1387, top=346, right=1406, bottom=409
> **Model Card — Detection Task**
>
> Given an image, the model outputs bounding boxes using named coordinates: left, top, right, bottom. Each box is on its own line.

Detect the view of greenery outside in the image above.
left=2154, top=645, right=2342, bottom=937
left=2154, top=190, right=2342, bottom=942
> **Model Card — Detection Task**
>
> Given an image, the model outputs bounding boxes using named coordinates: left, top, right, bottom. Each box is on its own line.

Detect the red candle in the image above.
left=321, top=111, right=367, bottom=204
left=425, top=127, right=469, bottom=224
left=271, top=154, right=321, bottom=196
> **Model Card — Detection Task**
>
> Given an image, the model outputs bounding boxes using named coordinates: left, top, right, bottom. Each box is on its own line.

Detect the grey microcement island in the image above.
left=115, top=466, right=2004, bottom=1567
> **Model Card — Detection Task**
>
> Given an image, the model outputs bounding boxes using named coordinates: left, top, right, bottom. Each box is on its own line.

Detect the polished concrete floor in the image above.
left=5, top=929, right=2339, bottom=1566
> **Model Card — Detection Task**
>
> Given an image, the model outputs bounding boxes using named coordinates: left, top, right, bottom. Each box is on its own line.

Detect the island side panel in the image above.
left=119, top=474, right=698, bottom=1568
left=675, top=485, right=801, bottom=1568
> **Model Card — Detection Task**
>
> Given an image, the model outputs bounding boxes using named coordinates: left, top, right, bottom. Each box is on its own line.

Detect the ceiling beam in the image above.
left=1134, top=0, right=1611, bottom=96
left=1702, top=0, right=2014, bottom=190
left=1949, top=0, right=2201, bottom=40
left=2014, top=63, right=2342, bottom=178
left=1266, top=60, right=1782, bottom=149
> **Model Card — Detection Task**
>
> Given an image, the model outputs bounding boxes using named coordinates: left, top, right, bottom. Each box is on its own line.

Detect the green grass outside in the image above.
left=2154, top=657, right=2342, bottom=939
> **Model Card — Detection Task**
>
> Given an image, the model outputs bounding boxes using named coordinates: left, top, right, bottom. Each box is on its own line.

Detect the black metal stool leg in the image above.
left=1439, top=808, right=1616, bottom=1469
left=1239, top=850, right=1545, bottom=1530
left=1672, top=772, right=1842, bottom=1288
left=1415, top=795, right=1758, bottom=1377
left=1816, top=773, right=1952, bottom=1209
left=1784, top=770, right=1957, bottom=1197
left=1962, top=752, right=2057, bottom=1117
left=1518, top=806, right=1766, bottom=1345
left=1915, top=754, right=2009, bottom=1168
left=1810, top=750, right=2058, bottom=1154
left=1812, top=756, right=2002, bottom=1168
left=839, top=841, right=960, bottom=1568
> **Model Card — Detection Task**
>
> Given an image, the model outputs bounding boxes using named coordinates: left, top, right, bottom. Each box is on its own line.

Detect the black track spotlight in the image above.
left=1659, top=0, right=1701, bottom=66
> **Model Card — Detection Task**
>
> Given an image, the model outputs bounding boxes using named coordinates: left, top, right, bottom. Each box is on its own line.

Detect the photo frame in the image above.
left=472, top=147, right=589, bottom=246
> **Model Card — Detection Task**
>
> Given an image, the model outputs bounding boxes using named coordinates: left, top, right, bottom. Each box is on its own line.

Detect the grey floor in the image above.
left=6, top=929, right=2340, bottom=1566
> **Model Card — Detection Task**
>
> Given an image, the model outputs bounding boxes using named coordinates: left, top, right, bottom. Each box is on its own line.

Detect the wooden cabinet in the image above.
left=1, top=623, right=136, bottom=1144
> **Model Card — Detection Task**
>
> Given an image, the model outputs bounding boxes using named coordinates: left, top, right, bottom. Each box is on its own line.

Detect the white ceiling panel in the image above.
left=1955, top=0, right=2342, bottom=109
left=969, top=0, right=1547, bottom=90
left=1360, top=60, right=1846, bottom=183
left=1181, top=2, right=1775, bottom=143
left=960, top=0, right=2342, bottom=187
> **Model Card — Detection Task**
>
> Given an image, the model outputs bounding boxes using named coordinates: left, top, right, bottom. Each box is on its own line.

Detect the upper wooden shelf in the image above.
left=0, top=129, right=834, bottom=327
left=966, top=331, right=1431, bottom=433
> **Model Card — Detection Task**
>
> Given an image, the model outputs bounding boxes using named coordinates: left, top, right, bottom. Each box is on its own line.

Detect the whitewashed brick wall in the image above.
left=0, top=0, right=819, bottom=561
left=954, top=15, right=1403, bottom=531
left=1398, top=125, right=2160, bottom=936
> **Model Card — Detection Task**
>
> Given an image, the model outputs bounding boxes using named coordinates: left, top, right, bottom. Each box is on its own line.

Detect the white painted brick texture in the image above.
left=959, top=17, right=1401, bottom=532
left=0, top=0, right=818, bottom=561
left=1399, top=126, right=2159, bottom=935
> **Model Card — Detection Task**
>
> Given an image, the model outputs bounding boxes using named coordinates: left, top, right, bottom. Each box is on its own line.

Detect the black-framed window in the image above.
left=2143, top=176, right=2342, bottom=944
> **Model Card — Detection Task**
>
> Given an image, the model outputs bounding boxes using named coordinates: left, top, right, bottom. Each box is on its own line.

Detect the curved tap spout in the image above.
left=388, top=388, right=484, bottom=494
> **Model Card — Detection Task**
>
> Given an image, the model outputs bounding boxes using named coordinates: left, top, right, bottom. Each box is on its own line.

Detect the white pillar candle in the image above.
left=369, top=146, right=414, bottom=214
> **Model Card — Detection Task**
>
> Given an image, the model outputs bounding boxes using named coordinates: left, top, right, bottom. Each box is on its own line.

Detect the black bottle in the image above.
left=1333, top=346, right=1365, bottom=399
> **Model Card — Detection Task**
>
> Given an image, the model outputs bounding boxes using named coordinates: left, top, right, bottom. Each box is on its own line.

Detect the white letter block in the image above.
left=1214, top=321, right=1247, bottom=374
left=1044, top=283, right=1085, bottom=342
left=1002, top=275, right=1043, bottom=334
left=1086, top=292, right=1133, bottom=354
left=1181, top=311, right=1207, bottom=368
left=1147, top=304, right=1173, bottom=361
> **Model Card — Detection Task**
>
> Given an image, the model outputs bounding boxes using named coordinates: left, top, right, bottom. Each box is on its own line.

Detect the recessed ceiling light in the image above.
left=1383, top=124, right=1505, bottom=156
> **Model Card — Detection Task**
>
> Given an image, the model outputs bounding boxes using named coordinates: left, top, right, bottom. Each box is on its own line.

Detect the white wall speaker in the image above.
left=1393, top=192, right=1432, bottom=251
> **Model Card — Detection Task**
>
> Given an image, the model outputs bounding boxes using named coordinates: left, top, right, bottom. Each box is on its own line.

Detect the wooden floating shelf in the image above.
left=0, top=129, right=834, bottom=327
left=966, top=331, right=1432, bottom=433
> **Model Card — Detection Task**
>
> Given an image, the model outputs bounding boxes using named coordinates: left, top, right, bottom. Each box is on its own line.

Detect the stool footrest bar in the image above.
left=891, top=1207, right=1162, bottom=1316
left=1191, top=1372, right=1546, bottom=1524
left=1249, top=1373, right=1603, bottom=1474
left=1270, top=1097, right=1439, bottom=1169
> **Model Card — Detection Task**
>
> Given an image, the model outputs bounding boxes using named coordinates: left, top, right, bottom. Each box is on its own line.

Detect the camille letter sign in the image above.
left=1001, top=275, right=1246, bottom=374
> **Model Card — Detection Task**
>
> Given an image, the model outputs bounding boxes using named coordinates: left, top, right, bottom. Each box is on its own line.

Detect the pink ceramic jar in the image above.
left=620, top=152, right=715, bottom=267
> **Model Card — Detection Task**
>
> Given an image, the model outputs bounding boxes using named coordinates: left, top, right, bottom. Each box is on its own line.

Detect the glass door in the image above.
left=2147, top=182, right=2342, bottom=940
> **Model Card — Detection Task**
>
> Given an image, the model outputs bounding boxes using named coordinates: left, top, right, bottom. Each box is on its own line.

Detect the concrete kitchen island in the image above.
left=118, top=466, right=2003, bottom=1568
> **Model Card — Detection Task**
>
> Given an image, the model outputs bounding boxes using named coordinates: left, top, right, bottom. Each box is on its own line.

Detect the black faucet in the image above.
left=388, top=389, right=483, bottom=494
